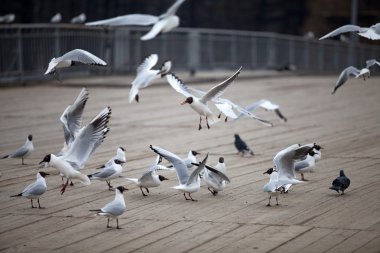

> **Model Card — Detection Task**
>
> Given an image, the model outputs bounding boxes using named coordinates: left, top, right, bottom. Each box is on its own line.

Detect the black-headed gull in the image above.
left=332, top=66, right=369, bottom=94
left=263, top=169, right=282, bottom=206
left=50, top=13, right=62, bottom=23
left=151, top=145, right=227, bottom=201
left=167, top=67, right=242, bottom=130
left=167, top=150, right=200, bottom=169
left=44, top=49, right=107, bottom=79
left=203, top=157, right=230, bottom=196
left=329, top=170, right=350, bottom=195
left=319, top=23, right=380, bottom=40
left=88, top=159, right=126, bottom=190
left=234, top=134, right=254, bottom=156
left=0, top=14, right=15, bottom=24
left=238, top=99, right=287, bottom=122
left=2, top=134, right=34, bottom=165
left=90, top=186, right=128, bottom=229
left=86, top=0, right=186, bottom=41
left=129, top=54, right=171, bottom=103
left=39, top=107, right=111, bottom=194
left=10, top=172, right=49, bottom=208
left=96, top=147, right=126, bottom=169
left=125, top=155, right=170, bottom=196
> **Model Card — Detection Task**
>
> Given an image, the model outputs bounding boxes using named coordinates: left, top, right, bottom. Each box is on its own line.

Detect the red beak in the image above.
left=180, top=100, right=187, bottom=105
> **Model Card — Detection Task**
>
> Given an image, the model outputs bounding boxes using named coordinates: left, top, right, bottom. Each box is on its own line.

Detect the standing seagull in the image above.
left=86, top=0, right=186, bottom=41
left=234, top=134, right=254, bottom=156
left=90, top=186, right=128, bottom=229
left=2, top=134, right=34, bottom=165
left=329, top=170, right=350, bottom=195
left=151, top=145, right=228, bottom=201
left=10, top=172, right=49, bottom=208
left=39, top=107, right=111, bottom=194
left=167, top=67, right=242, bottom=130
left=44, top=49, right=107, bottom=80
left=96, top=147, right=126, bottom=169
left=263, top=169, right=282, bottom=206
left=203, top=157, right=230, bottom=196
left=88, top=159, right=126, bottom=190
left=125, top=155, right=169, bottom=196
left=319, top=23, right=380, bottom=40
left=50, top=13, right=62, bottom=23
left=70, top=13, right=86, bottom=24
left=129, top=54, right=172, bottom=103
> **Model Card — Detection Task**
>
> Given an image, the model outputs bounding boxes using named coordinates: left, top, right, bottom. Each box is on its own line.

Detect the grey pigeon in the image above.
left=329, top=170, right=350, bottom=195
left=234, top=134, right=254, bottom=156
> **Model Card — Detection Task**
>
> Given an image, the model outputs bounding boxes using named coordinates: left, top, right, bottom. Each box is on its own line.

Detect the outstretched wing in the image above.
left=60, top=49, right=107, bottom=66
left=319, top=25, right=362, bottom=40
left=86, top=14, right=158, bottom=26
left=166, top=73, right=194, bottom=98
left=160, top=0, right=186, bottom=18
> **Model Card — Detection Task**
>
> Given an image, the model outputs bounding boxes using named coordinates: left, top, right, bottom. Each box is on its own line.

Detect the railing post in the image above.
left=188, top=30, right=200, bottom=71
left=17, top=27, right=23, bottom=82
left=268, top=35, right=276, bottom=69
left=54, top=27, right=60, bottom=57
left=250, top=36, right=257, bottom=69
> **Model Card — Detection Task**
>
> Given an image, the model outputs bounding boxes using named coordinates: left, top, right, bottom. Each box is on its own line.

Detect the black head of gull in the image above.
left=219, top=157, right=224, bottom=163
left=181, top=97, right=193, bottom=105
left=191, top=150, right=200, bottom=156
left=38, top=171, right=50, bottom=178
left=116, top=186, right=128, bottom=193
left=158, top=175, right=169, bottom=181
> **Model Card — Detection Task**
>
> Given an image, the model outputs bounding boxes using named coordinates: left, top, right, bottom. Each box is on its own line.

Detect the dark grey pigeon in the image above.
left=329, top=170, right=350, bottom=195
left=234, top=134, right=254, bottom=156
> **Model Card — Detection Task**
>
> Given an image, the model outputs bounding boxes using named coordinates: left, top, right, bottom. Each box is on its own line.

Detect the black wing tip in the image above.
left=2, top=155, right=9, bottom=159
left=168, top=72, right=185, bottom=84
left=10, top=193, right=22, bottom=197
left=89, top=209, right=101, bottom=212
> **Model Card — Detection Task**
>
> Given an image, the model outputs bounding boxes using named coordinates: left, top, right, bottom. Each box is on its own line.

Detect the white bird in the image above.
left=332, top=66, right=367, bottom=94
left=10, top=172, right=49, bottom=208
left=237, top=99, right=287, bottom=122
left=88, top=159, right=126, bottom=190
left=50, top=13, right=62, bottom=23
left=319, top=23, right=380, bottom=40
left=86, top=0, right=186, bottom=41
left=71, top=13, right=86, bottom=24
left=0, top=14, right=15, bottom=23
left=57, top=88, right=89, bottom=155
left=203, top=157, right=230, bottom=196
left=129, top=54, right=172, bottom=103
left=96, top=147, right=126, bottom=169
left=44, top=49, right=107, bottom=79
left=166, top=67, right=243, bottom=130
left=151, top=145, right=228, bottom=201
left=168, top=150, right=200, bottom=169
left=39, top=107, right=111, bottom=194
left=90, top=186, right=128, bottom=229
left=125, top=155, right=170, bottom=196
left=263, top=169, right=282, bottom=206
left=2, top=134, right=34, bottom=165
left=295, top=154, right=316, bottom=181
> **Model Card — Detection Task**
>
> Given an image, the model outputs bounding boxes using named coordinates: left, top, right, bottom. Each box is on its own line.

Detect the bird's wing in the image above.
left=274, top=109, right=287, bottom=122
left=60, top=88, right=89, bottom=144
left=60, top=49, right=107, bottom=66
left=137, top=54, right=158, bottom=74
left=86, top=14, right=158, bottom=26
left=161, top=0, right=186, bottom=17
left=150, top=145, right=189, bottom=185
left=199, top=67, right=242, bottom=103
left=204, top=164, right=230, bottom=183
left=187, top=154, right=208, bottom=184
left=139, top=171, right=155, bottom=184
left=149, top=155, right=161, bottom=171
left=258, top=99, right=279, bottom=110
left=91, top=166, right=117, bottom=179
left=358, top=24, right=380, bottom=40
left=166, top=73, right=194, bottom=98
left=319, top=25, right=362, bottom=40
left=101, top=199, right=124, bottom=214
left=214, top=102, right=238, bottom=118
left=9, top=145, right=29, bottom=158
left=128, top=83, right=140, bottom=103
left=63, top=107, right=111, bottom=168
left=366, top=59, right=380, bottom=69
left=140, top=19, right=169, bottom=41
left=332, top=66, right=361, bottom=94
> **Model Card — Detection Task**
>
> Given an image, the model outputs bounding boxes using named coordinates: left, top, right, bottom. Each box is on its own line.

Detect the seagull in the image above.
left=234, top=134, right=254, bottom=156
left=39, top=107, right=111, bottom=194
left=125, top=155, right=169, bottom=196
left=319, top=23, right=380, bottom=40
left=57, top=88, right=89, bottom=155
left=237, top=99, right=287, bottom=122
left=166, top=67, right=242, bottom=130
left=86, top=0, right=186, bottom=41
left=90, top=186, right=128, bottom=229
left=50, top=13, right=62, bottom=23
left=0, top=14, right=15, bottom=24
left=2, top=134, right=34, bottom=165
left=329, top=170, right=350, bottom=195
left=295, top=152, right=316, bottom=181
left=129, top=54, right=172, bottom=103
left=150, top=145, right=228, bottom=201
left=263, top=169, right=282, bottom=206
left=71, top=13, right=86, bottom=24
left=44, top=49, right=107, bottom=80
left=88, top=159, right=126, bottom=190
left=96, top=147, right=126, bottom=169
left=10, top=172, right=49, bottom=208
left=203, top=157, right=230, bottom=196
left=332, top=66, right=368, bottom=94
left=167, top=150, right=200, bottom=169
left=366, top=59, right=380, bottom=69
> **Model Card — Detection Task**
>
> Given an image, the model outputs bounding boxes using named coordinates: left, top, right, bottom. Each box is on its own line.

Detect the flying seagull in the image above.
left=332, top=66, right=368, bottom=94
left=319, top=23, right=380, bottom=40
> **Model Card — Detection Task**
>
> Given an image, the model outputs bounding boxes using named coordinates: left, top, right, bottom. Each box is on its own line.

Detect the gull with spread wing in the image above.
left=129, top=54, right=171, bottom=103
left=319, top=23, right=380, bottom=41
left=332, top=66, right=369, bottom=94
left=236, top=99, right=287, bottom=122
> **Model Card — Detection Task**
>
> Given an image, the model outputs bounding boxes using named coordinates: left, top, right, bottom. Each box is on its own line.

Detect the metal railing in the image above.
left=0, top=24, right=379, bottom=83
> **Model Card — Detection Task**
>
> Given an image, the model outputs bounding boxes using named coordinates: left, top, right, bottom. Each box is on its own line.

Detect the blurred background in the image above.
left=0, top=0, right=379, bottom=83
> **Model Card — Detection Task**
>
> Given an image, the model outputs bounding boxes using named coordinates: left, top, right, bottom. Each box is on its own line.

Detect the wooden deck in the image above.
left=0, top=73, right=379, bottom=253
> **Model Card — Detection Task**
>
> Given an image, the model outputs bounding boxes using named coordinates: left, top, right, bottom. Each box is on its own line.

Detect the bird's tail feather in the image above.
left=125, top=178, right=139, bottom=184
left=10, top=193, right=22, bottom=197
left=75, top=172, right=91, bottom=185
left=2, top=155, right=9, bottom=159
left=89, top=209, right=101, bottom=212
